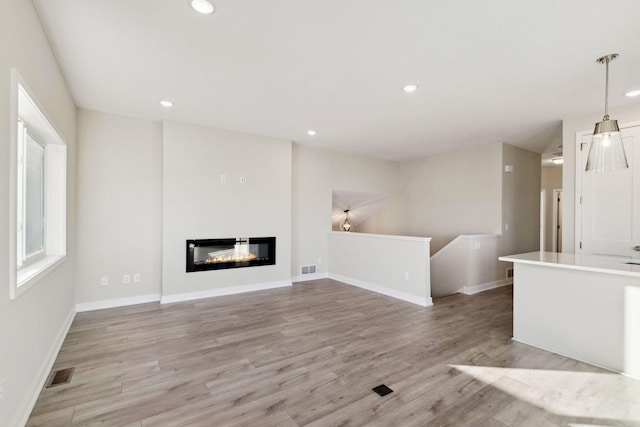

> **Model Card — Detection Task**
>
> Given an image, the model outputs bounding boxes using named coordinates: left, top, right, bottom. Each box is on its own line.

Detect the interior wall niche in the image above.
left=331, top=190, right=391, bottom=232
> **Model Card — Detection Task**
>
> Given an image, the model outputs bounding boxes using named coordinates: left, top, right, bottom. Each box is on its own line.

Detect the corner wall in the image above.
left=75, top=110, right=162, bottom=308
left=0, top=0, right=77, bottom=425
left=396, top=143, right=503, bottom=253
left=501, top=143, right=541, bottom=256
left=292, top=144, right=402, bottom=279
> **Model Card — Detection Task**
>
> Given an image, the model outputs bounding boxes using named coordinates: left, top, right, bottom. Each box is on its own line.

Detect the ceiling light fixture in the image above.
left=585, top=54, right=628, bottom=172
left=403, top=84, right=418, bottom=93
left=307, top=130, right=317, bottom=136
left=551, top=158, right=563, bottom=165
left=160, top=100, right=174, bottom=108
left=341, top=210, right=352, bottom=232
left=189, top=0, right=215, bottom=15
left=625, top=89, right=640, bottom=97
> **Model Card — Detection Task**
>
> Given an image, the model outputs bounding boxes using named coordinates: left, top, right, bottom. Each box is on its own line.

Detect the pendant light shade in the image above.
left=585, top=54, right=629, bottom=172
left=585, top=119, right=628, bottom=172
left=341, top=210, right=352, bottom=232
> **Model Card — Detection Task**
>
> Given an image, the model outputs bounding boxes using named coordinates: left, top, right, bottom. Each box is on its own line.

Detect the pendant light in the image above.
left=341, top=210, right=352, bottom=232
left=585, top=54, right=629, bottom=172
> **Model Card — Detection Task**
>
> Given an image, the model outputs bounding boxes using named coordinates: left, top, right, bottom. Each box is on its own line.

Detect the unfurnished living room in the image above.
left=2, top=0, right=640, bottom=426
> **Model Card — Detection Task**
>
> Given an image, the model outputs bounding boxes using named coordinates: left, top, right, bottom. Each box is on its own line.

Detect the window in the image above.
left=10, top=69, right=67, bottom=299
left=17, top=121, right=46, bottom=265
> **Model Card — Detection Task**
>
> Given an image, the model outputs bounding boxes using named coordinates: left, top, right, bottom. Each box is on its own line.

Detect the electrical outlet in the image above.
left=220, top=174, right=227, bottom=183
left=0, top=378, right=4, bottom=401
left=123, top=274, right=131, bottom=284
left=100, top=276, right=108, bottom=286
left=134, top=274, right=141, bottom=283
left=404, top=272, right=410, bottom=281
left=239, top=176, right=245, bottom=184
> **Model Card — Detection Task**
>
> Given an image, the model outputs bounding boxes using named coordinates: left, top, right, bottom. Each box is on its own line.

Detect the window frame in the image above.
left=17, top=121, right=47, bottom=266
left=9, top=69, right=67, bottom=300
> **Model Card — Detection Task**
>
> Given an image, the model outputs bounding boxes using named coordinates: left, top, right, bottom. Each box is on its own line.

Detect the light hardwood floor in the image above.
left=27, top=279, right=640, bottom=426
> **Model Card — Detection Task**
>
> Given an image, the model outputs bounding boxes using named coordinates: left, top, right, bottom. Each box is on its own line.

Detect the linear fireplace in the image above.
left=186, top=237, right=276, bottom=272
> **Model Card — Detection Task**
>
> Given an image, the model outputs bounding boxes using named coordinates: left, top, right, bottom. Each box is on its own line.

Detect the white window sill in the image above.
left=13, top=254, right=66, bottom=299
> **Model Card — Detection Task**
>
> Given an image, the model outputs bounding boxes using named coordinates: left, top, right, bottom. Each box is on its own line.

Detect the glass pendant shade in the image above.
left=341, top=210, right=352, bottom=232
left=585, top=54, right=629, bottom=172
left=585, top=119, right=629, bottom=172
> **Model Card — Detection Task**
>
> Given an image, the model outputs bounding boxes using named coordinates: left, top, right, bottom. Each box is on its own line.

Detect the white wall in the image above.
left=0, top=1, right=77, bottom=425
left=562, top=104, right=640, bottom=253
left=493, top=143, right=542, bottom=284
left=424, top=144, right=540, bottom=298
left=292, top=144, right=402, bottom=279
left=162, top=121, right=292, bottom=298
left=75, top=110, right=162, bottom=307
left=396, top=143, right=503, bottom=253
left=501, top=143, right=541, bottom=255
left=541, top=166, right=562, bottom=252
left=328, top=232, right=431, bottom=306
left=431, top=234, right=508, bottom=298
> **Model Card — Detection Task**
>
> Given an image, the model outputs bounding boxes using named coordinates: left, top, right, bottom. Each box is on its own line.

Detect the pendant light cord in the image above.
left=604, top=57, right=610, bottom=121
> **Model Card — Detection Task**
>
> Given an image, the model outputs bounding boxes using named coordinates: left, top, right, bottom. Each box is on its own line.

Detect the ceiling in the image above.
left=33, top=0, right=640, bottom=161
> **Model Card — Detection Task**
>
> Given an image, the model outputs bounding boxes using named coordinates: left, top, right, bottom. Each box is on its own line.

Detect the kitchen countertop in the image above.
left=499, top=251, right=640, bottom=278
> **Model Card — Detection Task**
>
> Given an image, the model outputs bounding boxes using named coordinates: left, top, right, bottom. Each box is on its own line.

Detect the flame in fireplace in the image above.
left=205, top=244, right=257, bottom=264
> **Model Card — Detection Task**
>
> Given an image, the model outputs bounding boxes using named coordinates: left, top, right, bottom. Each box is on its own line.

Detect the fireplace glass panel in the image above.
left=186, top=237, right=276, bottom=272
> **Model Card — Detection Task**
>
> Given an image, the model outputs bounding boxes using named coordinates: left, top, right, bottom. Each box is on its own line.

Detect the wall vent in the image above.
left=300, top=265, right=317, bottom=275
left=46, top=367, right=75, bottom=388
left=506, top=268, right=514, bottom=279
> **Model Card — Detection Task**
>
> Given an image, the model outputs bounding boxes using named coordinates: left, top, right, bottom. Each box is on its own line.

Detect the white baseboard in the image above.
left=15, top=307, right=76, bottom=427
left=76, top=293, right=161, bottom=312
left=328, top=273, right=432, bottom=307
left=161, top=280, right=292, bottom=304
left=292, top=272, right=329, bottom=283
left=463, top=278, right=512, bottom=295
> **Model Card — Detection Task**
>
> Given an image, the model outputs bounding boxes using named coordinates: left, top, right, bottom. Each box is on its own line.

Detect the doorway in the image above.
left=552, top=189, right=562, bottom=252
left=541, top=164, right=563, bottom=252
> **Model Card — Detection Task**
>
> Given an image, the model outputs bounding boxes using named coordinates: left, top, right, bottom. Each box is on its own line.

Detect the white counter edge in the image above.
left=499, top=252, right=640, bottom=279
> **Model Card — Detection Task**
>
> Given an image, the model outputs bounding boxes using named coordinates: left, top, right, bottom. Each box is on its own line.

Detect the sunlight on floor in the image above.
left=450, top=364, right=640, bottom=423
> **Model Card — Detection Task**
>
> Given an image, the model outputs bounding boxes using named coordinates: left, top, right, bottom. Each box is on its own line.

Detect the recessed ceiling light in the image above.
left=307, top=130, right=317, bottom=136
left=403, top=84, right=418, bottom=93
left=160, top=100, right=174, bottom=108
left=189, top=0, right=215, bottom=15
left=552, top=158, right=563, bottom=165
left=625, top=89, right=640, bottom=97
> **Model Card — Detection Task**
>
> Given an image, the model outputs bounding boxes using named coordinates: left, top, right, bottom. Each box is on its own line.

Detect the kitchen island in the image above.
left=499, top=251, right=640, bottom=378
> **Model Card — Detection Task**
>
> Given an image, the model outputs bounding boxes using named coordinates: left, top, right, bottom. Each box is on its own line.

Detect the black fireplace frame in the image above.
left=186, top=237, right=276, bottom=272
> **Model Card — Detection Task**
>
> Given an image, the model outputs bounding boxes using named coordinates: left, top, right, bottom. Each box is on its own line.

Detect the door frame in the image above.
left=552, top=189, right=562, bottom=252
left=540, top=189, right=546, bottom=252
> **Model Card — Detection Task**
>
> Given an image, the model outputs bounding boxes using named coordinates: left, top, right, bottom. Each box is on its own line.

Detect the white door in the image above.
left=578, top=125, right=640, bottom=260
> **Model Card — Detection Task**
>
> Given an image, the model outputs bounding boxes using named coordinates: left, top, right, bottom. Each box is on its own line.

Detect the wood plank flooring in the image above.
left=27, top=279, right=640, bottom=426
